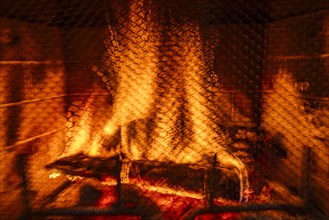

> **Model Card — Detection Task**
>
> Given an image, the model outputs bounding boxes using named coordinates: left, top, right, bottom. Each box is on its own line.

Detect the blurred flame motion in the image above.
left=60, top=0, right=160, bottom=159
left=103, top=0, right=159, bottom=145
left=58, top=0, right=249, bottom=202
left=261, top=69, right=328, bottom=186
left=60, top=94, right=103, bottom=157
left=262, top=70, right=327, bottom=146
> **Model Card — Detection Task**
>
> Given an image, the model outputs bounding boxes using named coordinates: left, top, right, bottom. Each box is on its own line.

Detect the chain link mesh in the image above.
left=1, top=0, right=328, bottom=219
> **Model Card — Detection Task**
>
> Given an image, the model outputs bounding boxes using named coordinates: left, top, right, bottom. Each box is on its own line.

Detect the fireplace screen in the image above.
left=1, top=0, right=328, bottom=219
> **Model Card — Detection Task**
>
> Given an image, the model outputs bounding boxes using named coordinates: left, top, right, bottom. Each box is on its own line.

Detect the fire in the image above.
left=102, top=0, right=161, bottom=161
left=262, top=69, right=326, bottom=145
left=261, top=69, right=328, bottom=186
left=61, top=94, right=103, bottom=157
left=57, top=0, right=249, bottom=202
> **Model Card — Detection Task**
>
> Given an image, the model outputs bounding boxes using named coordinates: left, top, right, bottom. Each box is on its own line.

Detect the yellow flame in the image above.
left=60, top=0, right=160, bottom=159
left=49, top=170, right=61, bottom=179
left=261, top=69, right=328, bottom=186
left=103, top=0, right=159, bottom=153
left=57, top=1, right=249, bottom=202
left=262, top=70, right=326, bottom=147
left=61, top=95, right=96, bottom=157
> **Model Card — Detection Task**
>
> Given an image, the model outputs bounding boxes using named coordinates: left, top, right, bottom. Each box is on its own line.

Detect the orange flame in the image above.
left=58, top=0, right=249, bottom=202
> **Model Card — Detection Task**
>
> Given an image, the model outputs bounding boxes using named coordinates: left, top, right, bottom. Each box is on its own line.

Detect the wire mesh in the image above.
left=0, top=0, right=328, bottom=219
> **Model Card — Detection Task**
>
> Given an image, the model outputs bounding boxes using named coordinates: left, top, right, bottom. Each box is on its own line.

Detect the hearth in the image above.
left=1, top=0, right=328, bottom=219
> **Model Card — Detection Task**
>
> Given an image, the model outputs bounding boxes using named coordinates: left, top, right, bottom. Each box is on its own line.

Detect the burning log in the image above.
left=46, top=154, right=120, bottom=179
left=46, top=153, right=240, bottom=201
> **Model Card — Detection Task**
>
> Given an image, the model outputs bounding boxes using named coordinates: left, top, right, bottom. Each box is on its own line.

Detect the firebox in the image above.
left=0, top=0, right=328, bottom=219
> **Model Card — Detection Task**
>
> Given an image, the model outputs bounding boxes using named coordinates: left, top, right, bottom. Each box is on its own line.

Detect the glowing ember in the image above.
left=96, top=183, right=239, bottom=220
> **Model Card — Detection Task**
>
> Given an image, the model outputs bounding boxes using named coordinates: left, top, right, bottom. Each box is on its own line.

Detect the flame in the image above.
left=57, top=1, right=249, bottom=202
left=49, top=170, right=61, bottom=179
left=59, top=0, right=160, bottom=159
left=262, top=70, right=327, bottom=145
left=261, top=69, right=328, bottom=185
left=61, top=95, right=101, bottom=157
left=103, top=0, right=159, bottom=134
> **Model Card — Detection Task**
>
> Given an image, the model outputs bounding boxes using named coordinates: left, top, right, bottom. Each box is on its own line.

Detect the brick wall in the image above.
left=0, top=17, right=108, bottom=217
left=0, top=18, right=67, bottom=218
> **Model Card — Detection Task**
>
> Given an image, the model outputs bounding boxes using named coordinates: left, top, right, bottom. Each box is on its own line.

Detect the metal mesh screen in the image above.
left=1, top=0, right=328, bottom=219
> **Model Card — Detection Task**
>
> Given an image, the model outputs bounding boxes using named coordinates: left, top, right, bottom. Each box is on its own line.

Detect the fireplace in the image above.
left=1, top=0, right=328, bottom=219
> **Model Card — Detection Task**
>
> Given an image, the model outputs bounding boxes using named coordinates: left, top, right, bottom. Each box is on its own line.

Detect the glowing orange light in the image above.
left=56, top=0, right=249, bottom=202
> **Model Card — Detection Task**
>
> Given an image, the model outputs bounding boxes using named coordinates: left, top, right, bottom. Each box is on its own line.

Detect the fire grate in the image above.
left=1, top=0, right=328, bottom=219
